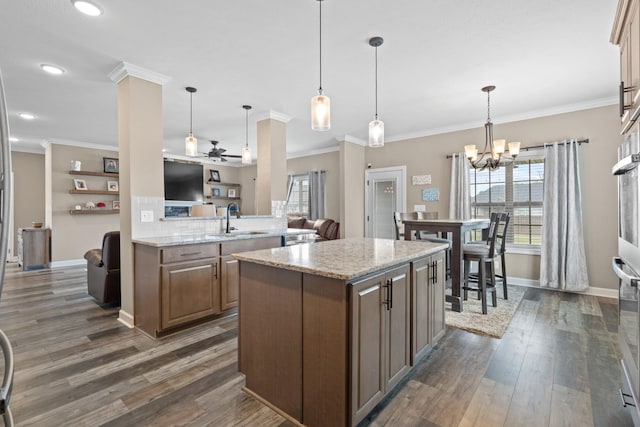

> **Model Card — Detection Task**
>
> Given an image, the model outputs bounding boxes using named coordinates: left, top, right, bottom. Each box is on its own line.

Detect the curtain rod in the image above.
left=446, top=138, right=589, bottom=159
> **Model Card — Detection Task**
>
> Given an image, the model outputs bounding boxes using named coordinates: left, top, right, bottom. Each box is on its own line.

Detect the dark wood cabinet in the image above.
left=350, top=273, right=385, bottom=423
left=134, top=243, right=219, bottom=337
left=612, top=0, right=640, bottom=134
left=219, top=255, right=239, bottom=311
left=134, top=236, right=281, bottom=337
left=160, top=258, right=218, bottom=329
left=239, top=253, right=444, bottom=427
left=411, top=252, right=446, bottom=364
left=350, top=264, right=411, bottom=425
left=219, top=236, right=281, bottom=311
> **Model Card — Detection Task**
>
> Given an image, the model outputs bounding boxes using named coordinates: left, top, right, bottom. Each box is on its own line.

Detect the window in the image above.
left=469, top=152, right=544, bottom=248
left=287, top=174, right=310, bottom=217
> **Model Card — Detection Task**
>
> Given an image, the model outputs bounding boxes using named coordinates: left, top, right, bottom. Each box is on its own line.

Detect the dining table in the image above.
left=402, top=218, right=490, bottom=313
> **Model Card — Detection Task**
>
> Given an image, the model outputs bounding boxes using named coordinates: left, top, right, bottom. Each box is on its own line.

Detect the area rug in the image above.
left=445, top=284, right=525, bottom=339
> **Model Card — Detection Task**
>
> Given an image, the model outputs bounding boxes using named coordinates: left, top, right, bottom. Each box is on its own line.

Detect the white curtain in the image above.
left=309, top=170, right=326, bottom=219
left=540, top=140, right=589, bottom=291
left=449, top=153, right=470, bottom=219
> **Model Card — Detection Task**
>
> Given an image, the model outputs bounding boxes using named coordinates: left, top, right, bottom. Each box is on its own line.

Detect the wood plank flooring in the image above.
left=0, top=263, right=632, bottom=426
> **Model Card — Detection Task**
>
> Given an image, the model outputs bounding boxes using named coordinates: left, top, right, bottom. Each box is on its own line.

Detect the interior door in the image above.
left=365, top=166, right=406, bottom=238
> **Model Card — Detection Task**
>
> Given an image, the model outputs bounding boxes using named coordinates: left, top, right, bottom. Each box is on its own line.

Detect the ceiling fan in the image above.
left=203, top=140, right=241, bottom=162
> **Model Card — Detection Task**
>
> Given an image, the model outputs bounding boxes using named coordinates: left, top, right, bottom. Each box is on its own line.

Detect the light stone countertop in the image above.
left=232, top=237, right=448, bottom=280
left=133, top=228, right=316, bottom=247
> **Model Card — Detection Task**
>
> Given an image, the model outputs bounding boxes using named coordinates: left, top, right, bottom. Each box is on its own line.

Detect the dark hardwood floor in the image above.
left=0, top=263, right=632, bottom=426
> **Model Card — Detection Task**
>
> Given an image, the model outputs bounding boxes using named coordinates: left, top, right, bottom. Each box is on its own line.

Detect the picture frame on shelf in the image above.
left=210, top=169, right=220, bottom=182
left=73, top=179, right=87, bottom=190
left=113, top=200, right=120, bottom=210
left=107, top=181, right=119, bottom=192
left=103, top=157, right=119, bottom=173
left=212, top=188, right=221, bottom=197
left=228, top=188, right=236, bottom=198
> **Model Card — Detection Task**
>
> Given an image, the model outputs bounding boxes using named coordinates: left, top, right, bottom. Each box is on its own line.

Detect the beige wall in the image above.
left=50, top=144, right=120, bottom=262
left=12, top=151, right=45, bottom=258
left=287, top=151, right=340, bottom=221
left=364, top=105, right=622, bottom=290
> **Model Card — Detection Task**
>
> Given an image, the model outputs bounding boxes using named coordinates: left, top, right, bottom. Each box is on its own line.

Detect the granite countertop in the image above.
left=232, top=237, right=448, bottom=280
left=132, top=228, right=316, bottom=247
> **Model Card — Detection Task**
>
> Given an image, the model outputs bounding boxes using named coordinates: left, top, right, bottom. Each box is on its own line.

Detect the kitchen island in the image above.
left=234, top=237, right=447, bottom=427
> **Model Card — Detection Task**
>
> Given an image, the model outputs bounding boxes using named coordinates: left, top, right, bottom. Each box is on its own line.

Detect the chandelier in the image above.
left=464, top=85, right=520, bottom=170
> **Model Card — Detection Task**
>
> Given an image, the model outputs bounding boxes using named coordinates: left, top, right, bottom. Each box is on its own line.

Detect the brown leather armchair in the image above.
left=84, top=231, right=120, bottom=305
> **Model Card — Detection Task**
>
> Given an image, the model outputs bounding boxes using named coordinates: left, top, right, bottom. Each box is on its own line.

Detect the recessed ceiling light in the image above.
left=9, top=137, right=18, bottom=143
left=162, top=148, right=168, bottom=153
left=71, top=0, right=103, bottom=16
left=40, top=64, right=65, bottom=75
left=18, top=113, right=36, bottom=120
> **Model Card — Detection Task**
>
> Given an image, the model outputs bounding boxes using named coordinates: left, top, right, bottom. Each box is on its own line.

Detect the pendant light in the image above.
left=242, top=105, right=252, bottom=164
left=368, top=36, right=384, bottom=147
left=185, top=87, right=198, bottom=157
left=311, top=0, right=330, bottom=131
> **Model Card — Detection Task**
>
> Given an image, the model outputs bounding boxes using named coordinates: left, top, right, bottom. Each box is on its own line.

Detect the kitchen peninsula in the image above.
left=234, top=238, right=448, bottom=427
left=132, top=228, right=315, bottom=338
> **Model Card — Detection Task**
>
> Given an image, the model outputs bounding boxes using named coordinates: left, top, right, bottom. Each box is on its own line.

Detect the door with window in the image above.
left=365, top=166, right=406, bottom=238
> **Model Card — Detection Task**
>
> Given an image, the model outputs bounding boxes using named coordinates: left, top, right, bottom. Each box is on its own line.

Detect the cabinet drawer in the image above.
left=161, top=244, right=219, bottom=264
left=221, top=236, right=281, bottom=255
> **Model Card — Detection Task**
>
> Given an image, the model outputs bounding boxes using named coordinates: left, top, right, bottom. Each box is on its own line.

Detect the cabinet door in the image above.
left=161, top=258, right=218, bottom=329
left=411, top=257, right=431, bottom=363
left=430, top=252, right=446, bottom=343
left=350, top=273, right=385, bottom=425
left=220, top=254, right=239, bottom=311
left=385, top=264, right=411, bottom=392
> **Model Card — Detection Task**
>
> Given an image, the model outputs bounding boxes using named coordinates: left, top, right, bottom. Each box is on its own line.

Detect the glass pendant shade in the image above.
left=242, top=146, right=252, bottom=164
left=311, top=93, right=331, bottom=131
left=508, top=141, right=521, bottom=157
left=369, top=118, right=384, bottom=147
left=185, top=133, right=198, bottom=157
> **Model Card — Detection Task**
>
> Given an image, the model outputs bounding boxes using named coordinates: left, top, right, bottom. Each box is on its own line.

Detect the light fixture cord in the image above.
left=245, top=108, right=249, bottom=148
left=487, top=89, right=491, bottom=122
left=374, top=45, right=378, bottom=119
left=318, top=0, right=323, bottom=93
left=189, top=92, right=193, bottom=134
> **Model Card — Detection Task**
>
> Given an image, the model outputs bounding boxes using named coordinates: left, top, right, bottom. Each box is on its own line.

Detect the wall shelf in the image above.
left=69, top=209, right=119, bottom=215
left=69, top=170, right=119, bottom=178
left=206, top=196, right=241, bottom=201
left=69, top=190, right=119, bottom=195
left=207, top=181, right=239, bottom=186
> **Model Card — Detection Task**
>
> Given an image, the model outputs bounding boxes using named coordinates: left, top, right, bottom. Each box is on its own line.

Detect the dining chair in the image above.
left=461, top=212, right=510, bottom=314
left=466, top=212, right=510, bottom=300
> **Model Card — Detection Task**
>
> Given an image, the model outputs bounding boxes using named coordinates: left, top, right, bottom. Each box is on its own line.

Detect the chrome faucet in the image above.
left=226, top=202, right=239, bottom=233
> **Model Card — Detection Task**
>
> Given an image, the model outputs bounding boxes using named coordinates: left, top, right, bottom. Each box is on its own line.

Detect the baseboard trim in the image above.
left=118, top=309, right=134, bottom=329
left=50, top=259, right=85, bottom=268
left=509, top=277, right=618, bottom=299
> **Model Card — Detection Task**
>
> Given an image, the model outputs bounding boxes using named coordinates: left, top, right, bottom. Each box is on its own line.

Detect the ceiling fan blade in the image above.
left=222, top=154, right=242, bottom=158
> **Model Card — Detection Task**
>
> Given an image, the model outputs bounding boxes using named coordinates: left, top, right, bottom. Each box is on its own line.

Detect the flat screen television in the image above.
left=164, top=159, right=204, bottom=202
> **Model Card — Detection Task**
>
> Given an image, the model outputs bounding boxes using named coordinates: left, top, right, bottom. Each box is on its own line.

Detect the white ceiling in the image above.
left=0, top=0, right=620, bottom=162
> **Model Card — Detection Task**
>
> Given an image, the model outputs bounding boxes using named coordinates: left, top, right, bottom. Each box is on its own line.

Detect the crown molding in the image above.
left=386, top=97, right=618, bottom=144
left=45, top=139, right=119, bottom=152
left=108, top=61, right=171, bottom=85
left=287, top=145, right=339, bottom=160
left=254, top=110, right=292, bottom=124
left=336, top=134, right=367, bottom=146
